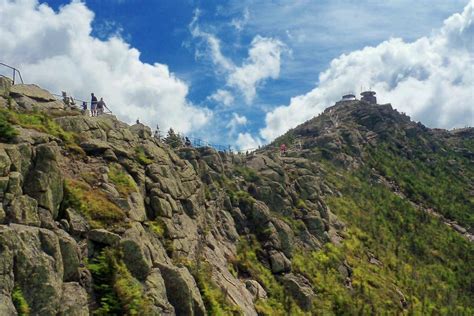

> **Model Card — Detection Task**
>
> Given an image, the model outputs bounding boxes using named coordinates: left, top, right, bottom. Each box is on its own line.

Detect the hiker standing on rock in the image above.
left=90, top=93, right=98, bottom=117
left=97, top=97, right=106, bottom=116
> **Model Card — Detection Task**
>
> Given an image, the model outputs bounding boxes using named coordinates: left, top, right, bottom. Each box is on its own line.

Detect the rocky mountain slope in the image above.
left=0, top=78, right=472, bottom=315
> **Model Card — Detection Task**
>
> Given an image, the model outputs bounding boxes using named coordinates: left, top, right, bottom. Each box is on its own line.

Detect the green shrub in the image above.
left=0, top=110, right=18, bottom=142
left=228, top=190, right=256, bottom=208
left=149, top=219, right=167, bottom=238
left=63, top=178, right=126, bottom=228
left=108, top=163, right=137, bottom=196
left=232, top=237, right=305, bottom=315
left=12, top=286, right=30, bottom=316
left=88, top=248, right=151, bottom=315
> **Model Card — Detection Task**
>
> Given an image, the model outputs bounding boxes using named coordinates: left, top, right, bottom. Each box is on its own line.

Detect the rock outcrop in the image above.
left=0, top=81, right=472, bottom=315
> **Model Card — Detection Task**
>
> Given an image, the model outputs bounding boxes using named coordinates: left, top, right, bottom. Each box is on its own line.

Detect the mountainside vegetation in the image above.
left=0, top=79, right=472, bottom=315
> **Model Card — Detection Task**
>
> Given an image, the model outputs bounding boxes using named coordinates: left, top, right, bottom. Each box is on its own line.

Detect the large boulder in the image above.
left=268, top=250, right=291, bottom=274
left=129, top=123, right=152, bottom=139
left=245, top=280, right=267, bottom=301
left=24, top=143, right=63, bottom=218
left=14, top=95, right=64, bottom=111
left=120, top=223, right=169, bottom=280
left=280, top=273, right=315, bottom=311
left=59, top=282, right=89, bottom=316
left=65, top=208, right=89, bottom=237
left=9, top=84, right=56, bottom=102
left=79, top=139, right=111, bottom=155
left=6, top=171, right=22, bottom=196
left=0, top=294, right=16, bottom=316
left=303, top=213, right=326, bottom=239
left=88, top=229, right=121, bottom=246
left=2, top=224, right=64, bottom=315
left=157, top=263, right=206, bottom=316
left=127, top=191, right=147, bottom=222
left=0, top=147, right=11, bottom=177
left=4, top=143, right=33, bottom=178
left=0, top=77, right=12, bottom=97
left=7, top=195, right=41, bottom=227
left=0, top=226, right=15, bottom=302
left=56, top=230, right=81, bottom=282
left=144, top=268, right=175, bottom=315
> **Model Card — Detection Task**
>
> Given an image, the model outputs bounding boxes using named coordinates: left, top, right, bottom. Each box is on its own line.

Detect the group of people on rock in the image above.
left=89, top=93, right=107, bottom=117
left=61, top=91, right=109, bottom=117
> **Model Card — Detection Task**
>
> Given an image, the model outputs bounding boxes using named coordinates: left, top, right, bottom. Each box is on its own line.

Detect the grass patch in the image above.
left=0, top=108, right=85, bottom=155
left=234, top=166, right=260, bottom=183
left=88, top=248, right=152, bottom=315
left=62, top=178, right=126, bottom=228
left=108, top=163, right=137, bottom=196
left=228, top=190, right=256, bottom=208
left=148, top=218, right=167, bottom=238
left=134, top=147, right=153, bottom=165
left=295, top=199, right=307, bottom=209
left=12, top=286, right=30, bottom=316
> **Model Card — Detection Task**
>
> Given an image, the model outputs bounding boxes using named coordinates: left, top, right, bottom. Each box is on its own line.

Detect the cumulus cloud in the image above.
left=236, top=132, right=262, bottom=151
left=190, top=10, right=285, bottom=103
left=226, top=112, right=247, bottom=134
left=260, top=0, right=474, bottom=141
left=0, top=0, right=210, bottom=133
left=208, top=89, right=234, bottom=106
left=228, top=36, right=285, bottom=103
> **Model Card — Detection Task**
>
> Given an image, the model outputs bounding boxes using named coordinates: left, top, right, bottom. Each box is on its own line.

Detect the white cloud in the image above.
left=228, top=36, right=285, bottom=103
left=226, top=112, right=247, bottom=135
left=260, top=0, right=474, bottom=141
left=236, top=132, right=262, bottom=151
left=0, top=0, right=210, bottom=133
left=230, top=8, right=250, bottom=31
left=208, top=89, right=234, bottom=106
left=189, top=9, right=234, bottom=72
left=190, top=10, right=285, bottom=103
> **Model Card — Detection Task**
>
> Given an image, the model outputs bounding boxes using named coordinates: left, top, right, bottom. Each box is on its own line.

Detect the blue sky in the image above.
left=2, top=0, right=472, bottom=149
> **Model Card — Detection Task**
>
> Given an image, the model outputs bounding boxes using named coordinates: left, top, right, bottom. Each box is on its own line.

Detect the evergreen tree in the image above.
left=164, top=128, right=182, bottom=148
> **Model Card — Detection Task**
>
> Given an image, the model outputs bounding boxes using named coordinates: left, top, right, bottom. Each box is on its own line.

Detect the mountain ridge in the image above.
left=0, top=78, right=472, bottom=315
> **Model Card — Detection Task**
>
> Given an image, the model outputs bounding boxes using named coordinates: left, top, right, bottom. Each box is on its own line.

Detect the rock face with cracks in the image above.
left=0, top=78, right=472, bottom=315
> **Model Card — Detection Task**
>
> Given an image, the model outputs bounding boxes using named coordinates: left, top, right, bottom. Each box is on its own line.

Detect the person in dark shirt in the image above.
left=90, top=93, right=98, bottom=117
left=185, top=137, right=192, bottom=147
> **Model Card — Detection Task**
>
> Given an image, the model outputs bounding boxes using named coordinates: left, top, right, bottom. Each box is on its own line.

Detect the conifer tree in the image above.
left=164, top=128, right=182, bottom=148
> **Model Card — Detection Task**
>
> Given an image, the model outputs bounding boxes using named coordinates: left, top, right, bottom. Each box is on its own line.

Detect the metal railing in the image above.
left=161, top=135, right=234, bottom=153
left=52, top=93, right=113, bottom=114
left=0, top=62, right=24, bottom=84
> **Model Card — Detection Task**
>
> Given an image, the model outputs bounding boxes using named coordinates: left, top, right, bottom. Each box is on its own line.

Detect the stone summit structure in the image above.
left=360, top=90, right=377, bottom=104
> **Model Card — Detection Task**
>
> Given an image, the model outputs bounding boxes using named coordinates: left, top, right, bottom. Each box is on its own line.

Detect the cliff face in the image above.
left=0, top=78, right=472, bottom=315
